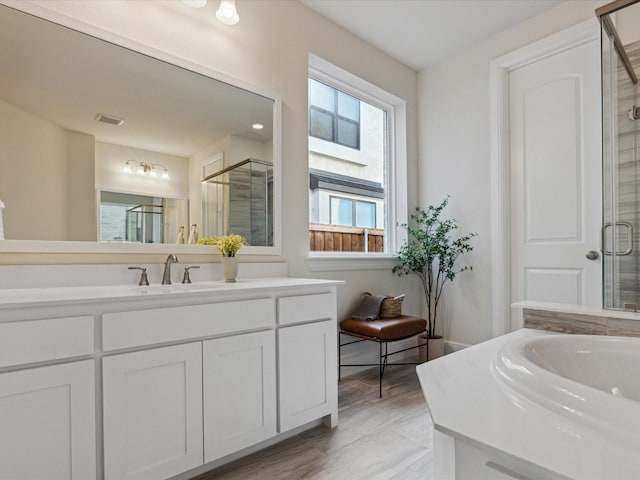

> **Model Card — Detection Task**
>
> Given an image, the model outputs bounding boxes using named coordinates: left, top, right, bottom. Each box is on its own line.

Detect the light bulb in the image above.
left=149, top=167, right=158, bottom=177
left=136, top=165, right=145, bottom=175
left=162, top=169, right=170, bottom=180
left=122, top=162, right=132, bottom=174
left=183, top=0, right=207, bottom=8
left=252, top=123, right=264, bottom=130
left=216, top=0, right=239, bottom=25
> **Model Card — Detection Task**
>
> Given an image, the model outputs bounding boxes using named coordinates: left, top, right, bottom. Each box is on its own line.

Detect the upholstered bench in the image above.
left=339, top=315, right=427, bottom=397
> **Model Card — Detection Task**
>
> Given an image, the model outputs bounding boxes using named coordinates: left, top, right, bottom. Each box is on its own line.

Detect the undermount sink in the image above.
left=494, top=334, right=640, bottom=443
left=132, top=282, right=226, bottom=295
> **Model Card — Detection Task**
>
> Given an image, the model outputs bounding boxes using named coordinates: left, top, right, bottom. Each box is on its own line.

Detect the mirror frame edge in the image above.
left=0, top=0, right=283, bottom=258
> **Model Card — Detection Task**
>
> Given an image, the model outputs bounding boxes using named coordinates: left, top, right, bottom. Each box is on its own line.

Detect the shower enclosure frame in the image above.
left=598, top=0, right=640, bottom=310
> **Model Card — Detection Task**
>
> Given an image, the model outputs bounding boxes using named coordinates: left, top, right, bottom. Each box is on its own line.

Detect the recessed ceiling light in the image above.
left=252, top=123, right=264, bottom=130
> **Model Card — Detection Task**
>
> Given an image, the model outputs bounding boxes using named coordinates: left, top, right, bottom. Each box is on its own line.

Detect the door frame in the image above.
left=489, top=19, right=600, bottom=336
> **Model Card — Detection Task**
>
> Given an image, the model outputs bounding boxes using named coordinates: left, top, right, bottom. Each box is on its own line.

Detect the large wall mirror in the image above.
left=0, top=4, right=280, bottom=254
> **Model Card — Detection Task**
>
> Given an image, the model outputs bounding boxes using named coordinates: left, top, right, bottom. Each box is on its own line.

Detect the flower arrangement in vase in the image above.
left=198, top=234, right=246, bottom=282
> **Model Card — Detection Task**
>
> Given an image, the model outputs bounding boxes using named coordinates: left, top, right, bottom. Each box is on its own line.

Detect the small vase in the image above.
left=222, top=255, right=238, bottom=283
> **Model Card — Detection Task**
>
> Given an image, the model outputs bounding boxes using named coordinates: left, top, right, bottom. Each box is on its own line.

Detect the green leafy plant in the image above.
left=393, top=196, right=476, bottom=339
left=198, top=234, right=246, bottom=257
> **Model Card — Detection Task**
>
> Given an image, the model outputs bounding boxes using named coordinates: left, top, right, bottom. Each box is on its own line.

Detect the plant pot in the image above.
left=221, top=255, right=238, bottom=282
left=419, top=335, right=445, bottom=362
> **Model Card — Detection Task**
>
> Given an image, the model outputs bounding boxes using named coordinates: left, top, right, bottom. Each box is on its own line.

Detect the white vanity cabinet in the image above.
left=102, top=343, right=204, bottom=480
left=0, top=277, right=342, bottom=480
left=203, top=329, right=277, bottom=462
left=277, top=293, right=338, bottom=432
left=0, top=360, right=96, bottom=480
left=0, top=312, right=96, bottom=480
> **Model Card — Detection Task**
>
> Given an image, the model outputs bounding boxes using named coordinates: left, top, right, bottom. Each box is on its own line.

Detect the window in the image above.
left=330, top=197, right=376, bottom=228
left=309, top=78, right=360, bottom=149
left=308, top=54, right=408, bottom=262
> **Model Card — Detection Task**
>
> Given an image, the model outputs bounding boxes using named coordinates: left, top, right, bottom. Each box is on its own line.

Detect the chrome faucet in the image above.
left=161, top=254, right=179, bottom=285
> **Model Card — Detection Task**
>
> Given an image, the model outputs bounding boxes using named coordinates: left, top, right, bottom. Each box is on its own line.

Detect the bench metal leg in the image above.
left=339, top=332, right=427, bottom=398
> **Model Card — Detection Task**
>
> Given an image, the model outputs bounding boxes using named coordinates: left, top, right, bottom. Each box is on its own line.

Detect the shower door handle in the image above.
left=602, top=221, right=634, bottom=256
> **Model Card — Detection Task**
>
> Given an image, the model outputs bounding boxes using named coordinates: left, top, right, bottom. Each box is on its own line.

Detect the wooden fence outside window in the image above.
left=309, top=223, right=384, bottom=253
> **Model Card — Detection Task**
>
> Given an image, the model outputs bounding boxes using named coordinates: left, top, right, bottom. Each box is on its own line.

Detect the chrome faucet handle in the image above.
left=182, top=266, right=200, bottom=284
left=128, top=266, right=150, bottom=286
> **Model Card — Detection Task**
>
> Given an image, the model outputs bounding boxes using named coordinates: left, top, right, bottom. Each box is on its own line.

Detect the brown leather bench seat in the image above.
left=340, top=315, right=426, bottom=341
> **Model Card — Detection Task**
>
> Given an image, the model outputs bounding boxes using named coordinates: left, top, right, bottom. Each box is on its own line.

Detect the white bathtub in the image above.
left=494, top=334, right=640, bottom=444
left=417, top=329, right=640, bottom=480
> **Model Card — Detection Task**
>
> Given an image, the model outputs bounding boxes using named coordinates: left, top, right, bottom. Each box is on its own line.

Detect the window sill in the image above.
left=306, top=253, right=398, bottom=272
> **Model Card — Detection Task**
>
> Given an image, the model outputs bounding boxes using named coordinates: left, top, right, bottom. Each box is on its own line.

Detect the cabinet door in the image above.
left=278, top=320, right=337, bottom=432
left=203, top=330, right=276, bottom=462
left=0, top=360, right=96, bottom=480
left=103, top=343, right=203, bottom=480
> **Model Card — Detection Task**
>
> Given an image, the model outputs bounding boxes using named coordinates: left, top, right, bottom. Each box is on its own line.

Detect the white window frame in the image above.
left=307, top=54, right=408, bottom=272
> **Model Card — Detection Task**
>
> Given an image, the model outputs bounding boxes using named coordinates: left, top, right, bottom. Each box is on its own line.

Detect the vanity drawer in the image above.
left=277, top=292, right=335, bottom=326
left=102, top=297, right=275, bottom=351
left=0, top=315, right=94, bottom=368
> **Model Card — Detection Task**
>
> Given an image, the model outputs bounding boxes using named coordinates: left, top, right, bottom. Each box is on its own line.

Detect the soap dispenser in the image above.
left=176, top=226, right=185, bottom=244
left=187, top=224, right=198, bottom=244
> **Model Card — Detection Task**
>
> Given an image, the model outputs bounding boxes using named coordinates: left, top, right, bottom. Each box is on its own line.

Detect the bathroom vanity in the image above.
left=0, top=277, right=341, bottom=480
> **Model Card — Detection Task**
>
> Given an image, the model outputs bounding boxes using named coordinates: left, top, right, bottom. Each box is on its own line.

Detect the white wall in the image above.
left=0, top=97, right=68, bottom=240
left=418, top=0, right=606, bottom=346
left=13, top=0, right=420, bottom=326
left=66, top=130, right=96, bottom=241
left=228, top=135, right=270, bottom=166
left=616, top=4, right=640, bottom=46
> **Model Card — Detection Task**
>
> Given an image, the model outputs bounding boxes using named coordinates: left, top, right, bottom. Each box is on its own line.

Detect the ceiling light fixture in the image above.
left=182, top=0, right=207, bottom=8
left=216, top=0, right=239, bottom=25
left=122, top=160, right=170, bottom=179
left=252, top=123, right=264, bottom=130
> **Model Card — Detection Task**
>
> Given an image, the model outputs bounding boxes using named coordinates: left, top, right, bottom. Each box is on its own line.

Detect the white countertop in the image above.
left=0, top=277, right=344, bottom=310
left=513, top=300, right=640, bottom=321
left=417, top=329, right=640, bottom=479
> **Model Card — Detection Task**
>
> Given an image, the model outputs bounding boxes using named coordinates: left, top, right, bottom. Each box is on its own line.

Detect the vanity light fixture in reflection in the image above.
left=182, top=0, right=240, bottom=26
left=122, top=160, right=170, bottom=179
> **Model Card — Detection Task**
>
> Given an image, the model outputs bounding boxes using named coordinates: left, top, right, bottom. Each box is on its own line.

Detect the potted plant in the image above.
left=393, top=196, right=476, bottom=360
left=198, top=234, right=246, bottom=282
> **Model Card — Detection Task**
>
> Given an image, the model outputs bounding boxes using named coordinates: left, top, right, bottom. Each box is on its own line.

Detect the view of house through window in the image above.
left=309, top=76, right=387, bottom=253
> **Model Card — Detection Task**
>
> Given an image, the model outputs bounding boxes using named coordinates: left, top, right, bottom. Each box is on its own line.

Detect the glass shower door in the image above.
left=601, top=8, right=640, bottom=309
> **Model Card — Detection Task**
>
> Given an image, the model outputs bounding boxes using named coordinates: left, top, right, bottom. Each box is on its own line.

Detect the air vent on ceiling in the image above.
left=95, top=113, right=125, bottom=126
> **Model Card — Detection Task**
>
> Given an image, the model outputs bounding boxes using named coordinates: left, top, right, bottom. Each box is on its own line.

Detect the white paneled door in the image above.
left=509, top=37, right=601, bottom=328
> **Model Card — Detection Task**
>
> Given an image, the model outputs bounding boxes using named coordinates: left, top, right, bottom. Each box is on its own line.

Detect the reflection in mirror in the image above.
left=0, top=5, right=275, bottom=248
left=202, top=159, right=273, bottom=246
left=99, top=191, right=188, bottom=244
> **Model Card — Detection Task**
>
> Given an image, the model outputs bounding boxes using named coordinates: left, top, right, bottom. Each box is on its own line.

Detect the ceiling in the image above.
left=0, top=5, right=273, bottom=159
left=300, top=0, right=565, bottom=71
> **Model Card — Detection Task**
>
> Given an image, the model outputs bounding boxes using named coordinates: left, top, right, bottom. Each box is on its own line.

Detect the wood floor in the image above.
left=193, top=361, right=434, bottom=480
